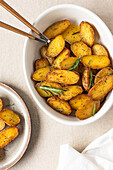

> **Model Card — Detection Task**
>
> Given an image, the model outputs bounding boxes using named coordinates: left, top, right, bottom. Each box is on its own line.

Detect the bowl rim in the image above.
left=0, top=82, right=31, bottom=169
left=23, top=4, right=113, bottom=126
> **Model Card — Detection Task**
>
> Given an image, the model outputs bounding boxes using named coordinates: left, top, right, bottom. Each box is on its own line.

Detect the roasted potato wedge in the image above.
left=40, top=45, right=54, bottom=65
left=80, top=55, right=110, bottom=69
left=60, top=57, right=78, bottom=70
left=43, top=20, right=71, bottom=39
left=35, top=58, right=50, bottom=70
left=62, top=24, right=81, bottom=44
left=48, top=35, right=65, bottom=57
left=59, top=85, right=83, bottom=100
left=0, top=109, right=20, bottom=126
left=92, top=44, right=108, bottom=56
left=0, top=119, right=5, bottom=131
left=76, top=100, right=100, bottom=120
left=46, top=70, right=80, bottom=85
left=47, top=96, right=71, bottom=115
left=80, top=21, right=94, bottom=47
left=94, top=67, right=113, bottom=84
left=52, top=48, right=70, bottom=69
left=0, top=98, right=3, bottom=112
left=35, top=81, right=62, bottom=97
left=82, top=68, right=90, bottom=91
left=0, top=127, right=19, bottom=148
left=70, top=94, right=90, bottom=110
left=71, top=41, right=92, bottom=58
left=33, top=66, right=54, bottom=81
left=88, top=75, right=113, bottom=100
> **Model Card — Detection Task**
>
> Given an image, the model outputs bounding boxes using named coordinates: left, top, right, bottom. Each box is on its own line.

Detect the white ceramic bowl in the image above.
left=23, top=4, right=113, bottom=126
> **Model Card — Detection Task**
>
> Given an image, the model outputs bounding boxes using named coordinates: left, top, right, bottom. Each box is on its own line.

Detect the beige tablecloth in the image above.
left=0, top=0, right=113, bottom=169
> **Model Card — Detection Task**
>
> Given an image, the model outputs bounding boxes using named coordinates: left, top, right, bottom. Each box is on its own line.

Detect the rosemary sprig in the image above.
left=68, top=56, right=81, bottom=71
left=92, top=104, right=96, bottom=116
left=72, top=31, right=80, bottom=35
left=55, top=109, right=64, bottom=112
left=88, top=59, right=94, bottom=88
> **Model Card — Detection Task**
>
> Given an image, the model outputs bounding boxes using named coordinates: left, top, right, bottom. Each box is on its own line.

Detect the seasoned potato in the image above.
left=92, top=44, right=108, bottom=56
left=80, top=55, right=110, bottom=69
left=0, top=127, right=19, bottom=148
left=35, top=58, right=50, bottom=70
left=40, top=45, right=54, bottom=65
left=62, top=24, right=81, bottom=44
left=94, top=67, right=113, bottom=84
left=82, top=68, right=90, bottom=91
left=52, top=48, right=70, bottom=69
left=71, top=41, right=92, bottom=58
left=47, top=96, right=71, bottom=115
left=46, top=70, right=80, bottom=85
left=88, top=75, right=113, bottom=100
left=43, top=20, right=71, bottom=39
left=70, top=94, right=90, bottom=110
left=33, top=66, right=54, bottom=81
left=35, top=81, right=62, bottom=97
left=60, top=57, right=78, bottom=70
left=0, top=109, right=20, bottom=126
left=76, top=100, right=100, bottom=120
left=48, top=35, right=65, bottom=58
left=59, top=85, right=83, bottom=100
left=80, top=21, right=94, bottom=47
left=0, top=119, right=5, bottom=131
left=0, top=98, right=3, bottom=112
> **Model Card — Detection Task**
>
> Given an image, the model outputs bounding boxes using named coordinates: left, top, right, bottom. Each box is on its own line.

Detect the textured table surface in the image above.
left=0, top=0, right=113, bottom=169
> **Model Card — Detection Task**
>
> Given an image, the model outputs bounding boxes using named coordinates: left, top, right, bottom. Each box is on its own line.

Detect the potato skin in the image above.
left=47, top=96, right=71, bottom=115
left=88, top=75, right=113, bottom=100
left=92, top=44, right=108, bottom=56
left=80, top=21, right=94, bottom=47
left=0, top=109, right=20, bottom=126
left=70, top=94, right=90, bottom=110
left=76, top=100, right=100, bottom=120
left=0, top=98, right=3, bottom=112
left=35, top=58, right=50, bottom=70
left=82, top=68, right=90, bottom=91
left=0, top=119, right=5, bottom=131
left=80, top=55, right=110, bottom=69
left=43, top=20, right=71, bottom=39
left=59, top=85, right=83, bottom=100
left=0, top=127, right=19, bottom=148
left=60, top=57, right=77, bottom=70
left=94, top=67, right=113, bottom=84
left=46, top=70, right=80, bottom=85
left=71, top=41, right=92, bottom=58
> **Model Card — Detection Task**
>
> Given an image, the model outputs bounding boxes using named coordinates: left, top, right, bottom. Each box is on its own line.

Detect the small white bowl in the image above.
left=23, top=4, right=113, bottom=126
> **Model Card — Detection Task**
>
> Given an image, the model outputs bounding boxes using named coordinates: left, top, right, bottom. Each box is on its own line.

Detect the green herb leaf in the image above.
left=68, top=56, right=81, bottom=71
left=92, top=104, right=96, bottom=116
left=38, top=81, right=43, bottom=87
left=88, top=59, right=92, bottom=66
left=72, top=31, right=80, bottom=35
left=55, top=109, right=64, bottom=112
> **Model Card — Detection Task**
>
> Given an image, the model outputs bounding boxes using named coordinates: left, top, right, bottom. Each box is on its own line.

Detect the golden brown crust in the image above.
left=35, top=58, right=50, bottom=70
left=82, top=68, right=90, bottom=91
left=0, top=98, right=3, bottom=112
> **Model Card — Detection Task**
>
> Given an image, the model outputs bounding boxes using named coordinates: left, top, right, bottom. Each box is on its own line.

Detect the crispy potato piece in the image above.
left=92, top=44, right=108, bottom=56
left=46, top=70, right=80, bottom=85
left=80, top=55, right=110, bottom=69
left=62, top=24, right=81, bottom=44
left=70, top=94, right=90, bottom=110
left=88, top=75, right=113, bottom=100
left=33, top=66, right=54, bottom=81
left=60, top=57, right=78, bottom=70
left=52, top=48, right=70, bottom=69
left=76, top=100, right=100, bottom=120
left=71, top=41, right=92, bottom=58
left=48, top=35, right=65, bottom=58
left=47, top=96, right=71, bottom=115
left=82, top=68, right=90, bottom=91
left=0, top=98, right=3, bottom=112
left=40, top=45, right=54, bottom=65
left=80, top=21, right=94, bottom=47
left=43, top=20, right=71, bottom=39
left=35, top=58, right=50, bottom=70
left=94, top=67, right=113, bottom=84
left=0, top=109, right=20, bottom=126
left=0, top=127, right=19, bottom=148
left=35, top=81, right=62, bottom=97
left=59, top=85, right=83, bottom=100
left=0, top=119, right=5, bottom=131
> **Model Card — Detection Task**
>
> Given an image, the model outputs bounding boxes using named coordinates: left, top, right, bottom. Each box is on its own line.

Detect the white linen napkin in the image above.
left=57, top=128, right=113, bottom=170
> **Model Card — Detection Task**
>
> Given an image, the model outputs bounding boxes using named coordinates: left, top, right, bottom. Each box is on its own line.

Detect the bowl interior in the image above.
left=24, top=4, right=113, bottom=125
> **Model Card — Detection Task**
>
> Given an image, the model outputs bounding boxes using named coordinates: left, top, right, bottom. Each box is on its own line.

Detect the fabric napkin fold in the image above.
left=57, top=128, right=113, bottom=170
